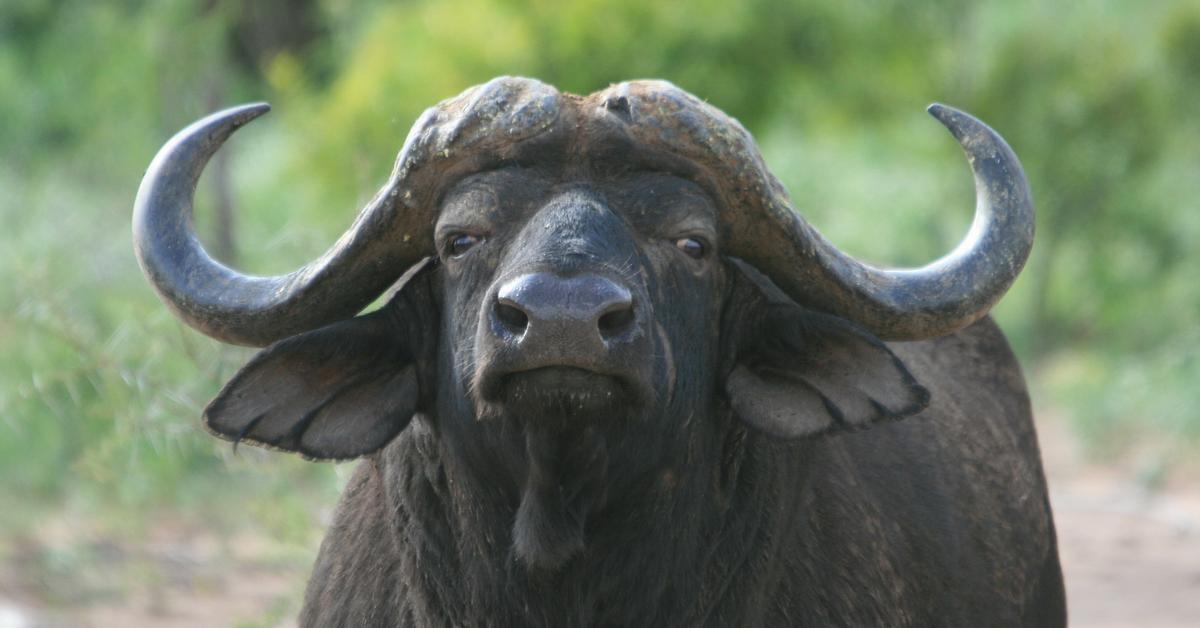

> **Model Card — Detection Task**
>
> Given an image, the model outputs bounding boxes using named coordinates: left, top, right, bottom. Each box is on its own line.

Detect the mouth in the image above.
left=483, top=366, right=629, bottom=424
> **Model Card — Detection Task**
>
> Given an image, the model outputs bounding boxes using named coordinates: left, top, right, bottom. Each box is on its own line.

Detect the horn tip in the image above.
left=228, top=102, right=272, bottom=127
left=926, top=102, right=983, bottom=143
left=926, top=102, right=958, bottom=124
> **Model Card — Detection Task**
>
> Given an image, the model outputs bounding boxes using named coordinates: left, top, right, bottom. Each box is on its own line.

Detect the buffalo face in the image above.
left=438, top=169, right=719, bottom=423
left=432, top=168, right=727, bottom=568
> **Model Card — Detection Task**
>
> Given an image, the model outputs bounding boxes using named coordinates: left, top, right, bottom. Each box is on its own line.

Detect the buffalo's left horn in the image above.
left=754, top=104, right=1034, bottom=341
left=133, top=104, right=430, bottom=347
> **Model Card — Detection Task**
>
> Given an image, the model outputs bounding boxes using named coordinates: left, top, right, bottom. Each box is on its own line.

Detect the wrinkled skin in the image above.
left=204, top=162, right=1064, bottom=626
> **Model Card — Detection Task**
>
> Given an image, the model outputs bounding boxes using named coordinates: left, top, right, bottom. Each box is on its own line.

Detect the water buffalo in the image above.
left=133, top=77, right=1065, bottom=626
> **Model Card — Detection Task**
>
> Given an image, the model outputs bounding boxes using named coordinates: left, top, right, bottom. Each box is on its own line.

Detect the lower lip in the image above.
left=499, top=367, right=625, bottom=405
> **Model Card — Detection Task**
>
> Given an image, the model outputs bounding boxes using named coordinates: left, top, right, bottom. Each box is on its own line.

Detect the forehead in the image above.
left=438, top=167, right=718, bottom=227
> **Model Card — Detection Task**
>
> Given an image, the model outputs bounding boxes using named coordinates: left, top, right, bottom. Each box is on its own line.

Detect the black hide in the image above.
left=205, top=165, right=1065, bottom=627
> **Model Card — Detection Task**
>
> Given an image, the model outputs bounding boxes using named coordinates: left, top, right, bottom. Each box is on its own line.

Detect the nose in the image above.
left=494, top=272, right=636, bottom=344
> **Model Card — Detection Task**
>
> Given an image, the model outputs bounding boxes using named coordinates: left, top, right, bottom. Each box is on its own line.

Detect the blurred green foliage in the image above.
left=3, top=0, right=1200, bottom=558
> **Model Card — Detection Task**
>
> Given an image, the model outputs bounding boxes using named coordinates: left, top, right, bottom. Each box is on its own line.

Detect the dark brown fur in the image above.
left=297, top=317, right=1062, bottom=627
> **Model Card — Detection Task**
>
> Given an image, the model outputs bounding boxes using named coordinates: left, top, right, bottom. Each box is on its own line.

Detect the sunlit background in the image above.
left=3, top=1, right=1199, bottom=625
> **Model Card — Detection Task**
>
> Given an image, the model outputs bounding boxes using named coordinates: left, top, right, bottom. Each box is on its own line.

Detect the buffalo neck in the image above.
left=377, top=410, right=818, bottom=626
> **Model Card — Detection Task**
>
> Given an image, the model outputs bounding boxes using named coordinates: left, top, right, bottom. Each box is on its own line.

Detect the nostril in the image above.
left=598, top=304, right=635, bottom=338
left=495, top=301, right=530, bottom=334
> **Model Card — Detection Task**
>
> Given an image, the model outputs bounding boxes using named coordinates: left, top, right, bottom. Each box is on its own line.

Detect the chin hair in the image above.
left=513, top=424, right=609, bottom=571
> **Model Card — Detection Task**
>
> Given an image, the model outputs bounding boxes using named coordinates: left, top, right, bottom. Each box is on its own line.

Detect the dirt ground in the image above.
left=2, top=418, right=1198, bottom=627
left=1039, top=419, right=1200, bottom=627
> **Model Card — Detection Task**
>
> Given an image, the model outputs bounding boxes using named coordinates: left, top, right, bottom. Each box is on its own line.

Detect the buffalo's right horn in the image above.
left=133, top=104, right=432, bottom=347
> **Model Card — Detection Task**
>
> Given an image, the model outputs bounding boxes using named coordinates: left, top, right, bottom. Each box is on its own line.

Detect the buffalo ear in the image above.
left=723, top=259, right=930, bottom=440
left=203, top=260, right=437, bottom=460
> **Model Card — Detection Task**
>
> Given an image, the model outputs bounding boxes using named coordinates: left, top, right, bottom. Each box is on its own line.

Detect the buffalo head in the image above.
left=133, top=78, right=1033, bottom=570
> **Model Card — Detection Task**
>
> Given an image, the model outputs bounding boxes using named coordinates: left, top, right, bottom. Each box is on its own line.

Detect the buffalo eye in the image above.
left=446, top=233, right=483, bottom=257
left=675, top=237, right=707, bottom=259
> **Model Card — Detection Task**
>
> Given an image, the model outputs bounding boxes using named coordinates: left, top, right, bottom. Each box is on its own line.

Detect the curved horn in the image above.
left=582, top=83, right=1033, bottom=342
left=759, top=104, right=1034, bottom=341
left=133, top=104, right=431, bottom=347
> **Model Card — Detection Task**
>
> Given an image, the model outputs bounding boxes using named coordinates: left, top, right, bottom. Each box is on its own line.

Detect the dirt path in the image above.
left=0, top=526, right=307, bottom=628
left=2, top=418, right=1198, bottom=627
left=1040, top=419, right=1200, bottom=627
